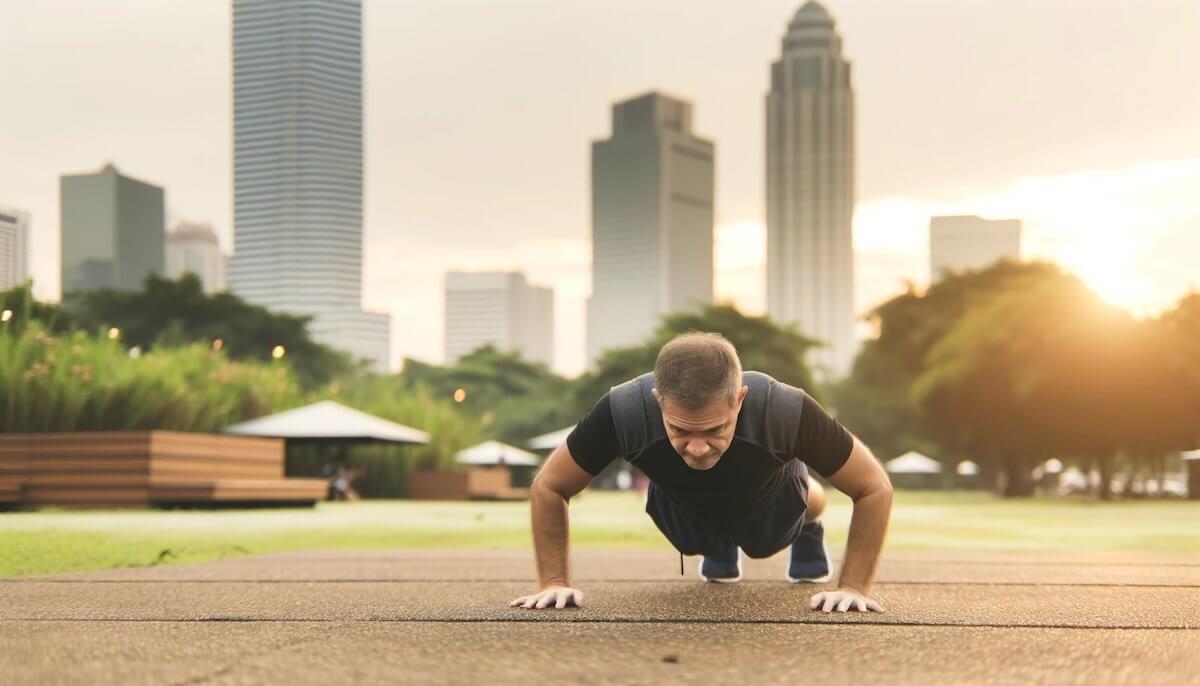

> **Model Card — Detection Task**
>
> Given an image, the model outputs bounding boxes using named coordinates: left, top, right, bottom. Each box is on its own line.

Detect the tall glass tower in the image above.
left=766, top=1, right=856, bottom=378
left=587, top=92, right=715, bottom=366
left=231, top=0, right=390, bottom=371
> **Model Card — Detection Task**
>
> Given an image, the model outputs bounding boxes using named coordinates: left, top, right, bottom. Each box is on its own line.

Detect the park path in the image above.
left=2, top=548, right=1198, bottom=684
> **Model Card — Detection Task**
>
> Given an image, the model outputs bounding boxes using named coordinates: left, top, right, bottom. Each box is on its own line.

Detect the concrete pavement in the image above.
left=2, top=549, right=1198, bottom=684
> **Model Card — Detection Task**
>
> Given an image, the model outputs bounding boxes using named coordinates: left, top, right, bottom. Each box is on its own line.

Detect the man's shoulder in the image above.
left=606, top=372, right=664, bottom=457
left=735, top=371, right=808, bottom=455
left=741, top=369, right=776, bottom=390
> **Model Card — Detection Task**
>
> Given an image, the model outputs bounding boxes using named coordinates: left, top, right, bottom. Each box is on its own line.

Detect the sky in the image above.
left=2, top=0, right=1198, bottom=377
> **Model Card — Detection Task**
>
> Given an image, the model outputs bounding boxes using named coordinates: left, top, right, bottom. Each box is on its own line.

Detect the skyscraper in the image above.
left=166, top=222, right=227, bottom=294
left=444, top=271, right=554, bottom=369
left=587, top=91, right=715, bottom=366
left=230, top=0, right=390, bottom=372
left=60, top=163, right=164, bottom=295
left=0, top=206, right=30, bottom=290
left=929, top=215, right=1022, bottom=282
left=766, top=1, right=856, bottom=378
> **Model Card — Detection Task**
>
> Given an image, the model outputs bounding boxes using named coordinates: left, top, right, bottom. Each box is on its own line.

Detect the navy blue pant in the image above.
left=645, top=460, right=811, bottom=559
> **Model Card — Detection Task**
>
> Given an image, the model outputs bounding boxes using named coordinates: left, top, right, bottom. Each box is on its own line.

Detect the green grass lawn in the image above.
left=2, top=490, right=1198, bottom=577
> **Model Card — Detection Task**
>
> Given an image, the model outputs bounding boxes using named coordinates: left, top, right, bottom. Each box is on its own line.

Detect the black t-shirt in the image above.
left=566, top=373, right=853, bottom=523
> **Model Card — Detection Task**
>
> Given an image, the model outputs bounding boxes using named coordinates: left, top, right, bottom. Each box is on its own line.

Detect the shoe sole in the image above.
left=786, top=543, right=832, bottom=584
left=698, top=550, right=743, bottom=583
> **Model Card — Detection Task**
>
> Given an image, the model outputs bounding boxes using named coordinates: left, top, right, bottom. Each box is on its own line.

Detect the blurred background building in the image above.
left=0, top=206, right=30, bottom=290
left=586, top=91, right=715, bottom=367
left=444, top=271, right=554, bottom=368
left=766, top=1, right=857, bottom=379
left=60, top=163, right=164, bottom=295
left=229, top=0, right=390, bottom=372
left=165, top=221, right=227, bottom=294
left=929, top=215, right=1022, bottom=283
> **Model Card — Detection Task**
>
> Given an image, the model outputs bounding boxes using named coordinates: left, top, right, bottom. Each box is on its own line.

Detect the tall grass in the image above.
left=1, top=322, right=304, bottom=432
left=0, top=322, right=480, bottom=488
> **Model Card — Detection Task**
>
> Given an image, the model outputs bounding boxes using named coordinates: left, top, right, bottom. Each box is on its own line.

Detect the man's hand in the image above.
left=809, top=588, right=883, bottom=613
left=510, top=584, right=584, bottom=610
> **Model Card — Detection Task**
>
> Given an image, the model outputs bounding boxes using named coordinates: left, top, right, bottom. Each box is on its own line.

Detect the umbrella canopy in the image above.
left=455, top=440, right=542, bottom=467
left=527, top=425, right=575, bottom=451
left=223, top=400, right=430, bottom=445
left=886, top=451, right=943, bottom=474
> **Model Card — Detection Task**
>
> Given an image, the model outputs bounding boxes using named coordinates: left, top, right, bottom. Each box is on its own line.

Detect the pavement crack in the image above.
left=3, top=579, right=1197, bottom=588
left=170, top=664, right=233, bottom=686
left=3, top=617, right=1196, bottom=631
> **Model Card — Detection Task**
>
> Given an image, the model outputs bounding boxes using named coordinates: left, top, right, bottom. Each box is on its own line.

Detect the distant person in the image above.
left=511, top=332, right=893, bottom=613
left=324, top=459, right=362, bottom=501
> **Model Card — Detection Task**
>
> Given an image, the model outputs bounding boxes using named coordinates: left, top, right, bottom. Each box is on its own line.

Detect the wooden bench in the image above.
left=151, top=478, right=329, bottom=506
left=0, top=431, right=326, bottom=509
left=407, top=467, right=528, bottom=501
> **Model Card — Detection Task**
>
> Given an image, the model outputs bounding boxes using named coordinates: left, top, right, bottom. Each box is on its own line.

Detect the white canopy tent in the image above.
left=955, top=460, right=980, bottom=476
left=223, top=400, right=430, bottom=445
left=455, top=440, right=543, bottom=467
left=886, top=451, right=943, bottom=474
left=527, top=425, right=575, bottom=451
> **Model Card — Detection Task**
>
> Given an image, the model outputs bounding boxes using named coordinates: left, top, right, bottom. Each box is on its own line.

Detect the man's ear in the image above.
left=735, top=385, right=749, bottom=407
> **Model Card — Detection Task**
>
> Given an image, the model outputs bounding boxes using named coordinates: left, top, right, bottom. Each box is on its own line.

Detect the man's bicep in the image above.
left=826, top=435, right=891, bottom=500
left=534, top=442, right=594, bottom=499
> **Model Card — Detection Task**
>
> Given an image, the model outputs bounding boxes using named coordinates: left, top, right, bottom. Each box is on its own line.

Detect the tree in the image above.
left=399, top=345, right=576, bottom=446
left=60, top=273, right=360, bottom=390
left=833, top=261, right=1066, bottom=471
left=0, top=281, right=79, bottom=335
left=1132, top=293, right=1200, bottom=460
left=572, top=303, right=822, bottom=417
left=912, top=274, right=1147, bottom=497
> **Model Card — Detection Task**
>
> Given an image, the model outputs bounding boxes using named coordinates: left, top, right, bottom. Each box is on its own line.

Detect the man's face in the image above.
left=652, top=386, right=748, bottom=471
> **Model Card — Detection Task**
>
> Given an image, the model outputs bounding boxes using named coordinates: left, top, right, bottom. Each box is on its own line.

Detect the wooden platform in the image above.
left=407, top=468, right=528, bottom=501
left=0, top=431, right=326, bottom=508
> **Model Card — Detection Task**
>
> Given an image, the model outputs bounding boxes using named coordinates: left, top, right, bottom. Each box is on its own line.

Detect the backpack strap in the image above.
left=608, top=371, right=665, bottom=459
left=740, top=371, right=807, bottom=463
left=608, top=370, right=807, bottom=463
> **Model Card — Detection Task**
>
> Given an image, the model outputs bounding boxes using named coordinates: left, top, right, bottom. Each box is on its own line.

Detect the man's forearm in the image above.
left=836, top=486, right=892, bottom=594
left=530, top=483, right=572, bottom=588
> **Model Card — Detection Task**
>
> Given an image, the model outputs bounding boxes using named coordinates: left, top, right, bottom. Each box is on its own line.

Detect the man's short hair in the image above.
left=654, top=332, right=743, bottom=410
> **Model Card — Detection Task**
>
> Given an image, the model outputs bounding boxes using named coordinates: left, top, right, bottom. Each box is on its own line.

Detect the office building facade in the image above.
left=929, top=215, right=1022, bottom=282
left=230, top=0, right=390, bottom=371
left=587, top=91, right=714, bottom=366
left=766, top=1, right=857, bottom=378
left=60, top=163, right=165, bottom=295
left=445, top=271, right=554, bottom=369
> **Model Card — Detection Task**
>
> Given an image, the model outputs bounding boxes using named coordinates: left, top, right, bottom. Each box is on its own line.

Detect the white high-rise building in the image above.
left=766, top=1, right=857, bottom=379
left=166, top=222, right=227, bottom=294
left=929, top=216, right=1022, bottom=282
left=444, top=271, right=554, bottom=369
left=229, top=0, right=391, bottom=372
left=0, top=206, right=30, bottom=290
left=587, top=91, right=714, bottom=366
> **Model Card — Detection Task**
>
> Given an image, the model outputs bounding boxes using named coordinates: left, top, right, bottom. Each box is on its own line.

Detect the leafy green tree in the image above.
left=0, top=281, right=79, bottom=335
left=572, top=303, right=822, bottom=417
left=1127, top=293, right=1200, bottom=486
left=833, top=260, right=1067, bottom=477
left=911, top=274, right=1157, bottom=497
left=399, top=345, right=576, bottom=446
left=60, top=273, right=360, bottom=390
